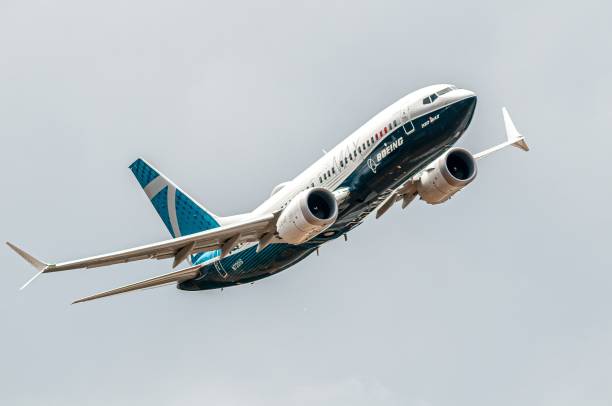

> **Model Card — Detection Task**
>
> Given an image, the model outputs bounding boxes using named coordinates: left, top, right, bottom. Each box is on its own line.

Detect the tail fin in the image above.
left=129, top=158, right=221, bottom=240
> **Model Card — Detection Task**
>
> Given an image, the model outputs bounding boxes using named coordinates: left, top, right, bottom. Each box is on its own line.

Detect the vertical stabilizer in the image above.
left=129, top=158, right=222, bottom=242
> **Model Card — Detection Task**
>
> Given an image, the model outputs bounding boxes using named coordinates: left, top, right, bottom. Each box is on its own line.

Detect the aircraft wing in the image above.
left=375, top=107, right=529, bottom=218
left=8, top=212, right=277, bottom=288
left=473, top=107, right=529, bottom=159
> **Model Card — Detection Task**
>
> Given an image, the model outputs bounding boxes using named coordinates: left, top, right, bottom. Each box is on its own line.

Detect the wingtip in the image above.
left=514, top=137, right=530, bottom=152
left=6, top=242, right=49, bottom=272
left=502, top=107, right=529, bottom=152
left=19, top=269, right=45, bottom=290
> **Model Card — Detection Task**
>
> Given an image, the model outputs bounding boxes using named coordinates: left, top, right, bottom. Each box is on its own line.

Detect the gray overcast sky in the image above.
left=1, top=1, right=611, bottom=405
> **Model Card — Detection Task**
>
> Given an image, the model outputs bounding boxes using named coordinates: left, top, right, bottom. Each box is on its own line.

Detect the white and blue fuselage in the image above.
left=179, top=84, right=477, bottom=290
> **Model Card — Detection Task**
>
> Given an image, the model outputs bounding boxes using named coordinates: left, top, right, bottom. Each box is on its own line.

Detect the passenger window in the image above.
left=319, top=177, right=322, bottom=183
left=358, top=146, right=361, bottom=153
left=332, top=167, right=335, bottom=174
left=393, top=120, right=397, bottom=126
left=311, top=183, right=315, bottom=188
left=367, top=140, right=370, bottom=147
left=388, top=124, right=392, bottom=130
left=345, top=157, right=348, bottom=164
left=327, top=170, right=331, bottom=177
left=371, top=136, right=374, bottom=143
left=340, top=161, right=344, bottom=167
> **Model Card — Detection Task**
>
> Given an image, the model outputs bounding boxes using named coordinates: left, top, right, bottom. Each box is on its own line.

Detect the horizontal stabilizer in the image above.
left=72, top=265, right=202, bottom=304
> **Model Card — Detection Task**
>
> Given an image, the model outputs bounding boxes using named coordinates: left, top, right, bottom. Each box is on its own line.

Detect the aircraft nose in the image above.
left=451, top=89, right=477, bottom=114
left=452, top=88, right=476, bottom=102
left=451, top=90, right=477, bottom=132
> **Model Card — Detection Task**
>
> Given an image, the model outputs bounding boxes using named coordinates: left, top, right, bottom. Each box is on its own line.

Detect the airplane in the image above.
left=7, top=84, right=529, bottom=304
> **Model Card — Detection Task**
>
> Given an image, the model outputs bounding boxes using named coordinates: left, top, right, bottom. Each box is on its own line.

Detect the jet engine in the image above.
left=416, top=148, right=477, bottom=204
left=276, top=188, right=338, bottom=244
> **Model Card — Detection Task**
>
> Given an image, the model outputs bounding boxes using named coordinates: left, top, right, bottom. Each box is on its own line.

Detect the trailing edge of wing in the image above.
left=72, top=265, right=202, bottom=304
left=7, top=213, right=276, bottom=275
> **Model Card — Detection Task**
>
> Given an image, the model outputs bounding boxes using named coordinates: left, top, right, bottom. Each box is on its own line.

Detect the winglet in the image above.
left=473, top=108, right=530, bottom=160
left=6, top=242, right=50, bottom=290
left=7, top=242, right=48, bottom=271
left=502, top=107, right=530, bottom=152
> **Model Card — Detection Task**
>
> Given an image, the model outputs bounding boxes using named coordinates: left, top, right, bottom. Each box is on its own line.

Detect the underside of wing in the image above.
left=8, top=212, right=277, bottom=279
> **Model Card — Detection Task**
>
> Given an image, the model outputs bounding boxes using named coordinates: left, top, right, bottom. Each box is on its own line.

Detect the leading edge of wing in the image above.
left=8, top=213, right=275, bottom=274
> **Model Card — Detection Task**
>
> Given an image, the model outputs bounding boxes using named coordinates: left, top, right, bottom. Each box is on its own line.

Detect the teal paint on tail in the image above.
left=129, top=158, right=222, bottom=263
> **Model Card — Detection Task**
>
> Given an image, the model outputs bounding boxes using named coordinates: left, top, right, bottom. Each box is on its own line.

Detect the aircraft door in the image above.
left=401, top=105, right=410, bottom=124
left=400, top=105, right=415, bottom=135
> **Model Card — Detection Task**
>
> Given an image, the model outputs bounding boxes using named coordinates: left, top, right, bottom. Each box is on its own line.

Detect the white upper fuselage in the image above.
left=11, top=81, right=533, bottom=301
left=253, top=84, right=476, bottom=216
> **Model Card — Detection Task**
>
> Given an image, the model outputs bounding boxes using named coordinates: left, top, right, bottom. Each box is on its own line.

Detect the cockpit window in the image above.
left=436, top=86, right=453, bottom=96
left=423, top=90, right=443, bottom=104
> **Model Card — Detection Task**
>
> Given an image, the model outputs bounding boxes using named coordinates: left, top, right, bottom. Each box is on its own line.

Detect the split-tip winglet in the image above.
left=6, top=242, right=50, bottom=290
left=502, top=107, right=530, bottom=152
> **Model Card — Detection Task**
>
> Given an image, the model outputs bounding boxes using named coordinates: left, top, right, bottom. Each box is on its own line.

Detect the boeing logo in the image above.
left=367, top=158, right=378, bottom=173
left=373, top=136, right=404, bottom=169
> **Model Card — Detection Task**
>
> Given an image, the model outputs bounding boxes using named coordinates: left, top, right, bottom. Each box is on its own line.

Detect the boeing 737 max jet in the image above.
left=8, top=84, right=529, bottom=303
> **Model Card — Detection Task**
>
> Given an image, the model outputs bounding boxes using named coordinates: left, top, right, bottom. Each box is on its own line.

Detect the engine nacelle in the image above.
left=416, top=148, right=477, bottom=204
left=276, top=188, right=338, bottom=244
